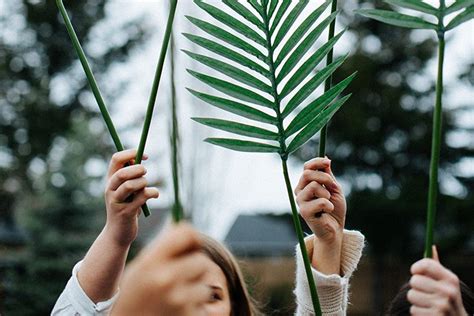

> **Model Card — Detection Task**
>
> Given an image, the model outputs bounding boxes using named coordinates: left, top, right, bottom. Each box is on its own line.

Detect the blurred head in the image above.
left=386, top=281, right=474, bottom=315
left=199, top=233, right=260, bottom=316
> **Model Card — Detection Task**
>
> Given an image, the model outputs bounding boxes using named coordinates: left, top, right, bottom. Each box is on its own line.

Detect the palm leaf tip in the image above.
left=204, top=137, right=280, bottom=153
left=354, top=8, right=438, bottom=30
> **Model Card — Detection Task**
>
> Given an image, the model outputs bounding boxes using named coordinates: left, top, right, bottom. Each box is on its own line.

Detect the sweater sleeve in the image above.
left=51, top=260, right=118, bottom=316
left=294, top=230, right=365, bottom=316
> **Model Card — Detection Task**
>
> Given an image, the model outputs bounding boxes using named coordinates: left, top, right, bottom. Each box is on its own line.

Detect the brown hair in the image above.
left=386, top=280, right=474, bottom=315
left=199, top=233, right=261, bottom=316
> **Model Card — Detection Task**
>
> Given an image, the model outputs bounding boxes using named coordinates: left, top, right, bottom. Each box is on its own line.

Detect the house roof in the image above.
left=224, top=213, right=311, bottom=258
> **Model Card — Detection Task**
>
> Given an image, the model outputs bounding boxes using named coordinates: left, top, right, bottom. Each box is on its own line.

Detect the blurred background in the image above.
left=0, top=0, right=472, bottom=315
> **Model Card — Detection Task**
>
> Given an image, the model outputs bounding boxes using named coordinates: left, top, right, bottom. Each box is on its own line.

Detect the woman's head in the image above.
left=199, top=233, right=260, bottom=316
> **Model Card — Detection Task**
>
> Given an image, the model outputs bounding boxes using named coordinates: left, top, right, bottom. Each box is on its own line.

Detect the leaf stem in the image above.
left=135, top=0, right=178, bottom=165
left=55, top=0, right=151, bottom=216
left=424, top=3, right=445, bottom=259
left=282, top=159, right=322, bottom=316
left=170, top=34, right=183, bottom=223
left=260, top=2, right=322, bottom=314
left=319, top=0, right=338, bottom=157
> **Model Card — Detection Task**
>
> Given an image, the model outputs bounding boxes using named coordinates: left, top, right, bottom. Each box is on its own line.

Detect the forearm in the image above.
left=294, top=230, right=365, bottom=316
left=78, top=225, right=131, bottom=303
left=311, top=233, right=343, bottom=275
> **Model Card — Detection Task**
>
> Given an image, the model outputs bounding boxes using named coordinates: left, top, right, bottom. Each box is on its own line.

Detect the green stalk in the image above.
left=56, top=0, right=123, bottom=151
left=169, top=35, right=183, bottom=223
left=319, top=0, right=338, bottom=157
left=260, top=3, right=321, bottom=314
left=283, top=159, right=322, bottom=315
left=424, top=3, right=445, bottom=258
left=55, top=0, right=151, bottom=216
left=135, top=0, right=178, bottom=165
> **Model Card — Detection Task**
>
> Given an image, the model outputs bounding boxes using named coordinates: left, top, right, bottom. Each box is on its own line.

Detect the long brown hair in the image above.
left=199, top=233, right=261, bottom=316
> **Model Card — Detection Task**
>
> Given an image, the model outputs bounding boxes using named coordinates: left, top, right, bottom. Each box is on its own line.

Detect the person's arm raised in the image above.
left=78, top=149, right=159, bottom=303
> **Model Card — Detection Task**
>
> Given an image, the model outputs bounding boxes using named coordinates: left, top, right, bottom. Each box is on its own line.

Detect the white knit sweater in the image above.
left=52, top=230, right=364, bottom=316
left=294, top=230, right=365, bottom=316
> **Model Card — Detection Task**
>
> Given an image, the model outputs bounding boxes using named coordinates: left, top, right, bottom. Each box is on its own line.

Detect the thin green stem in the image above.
left=319, top=0, right=338, bottom=157
left=282, top=159, right=322, bottom=316
left=424, top=4, right=445, bottom=259
left=56, top=0, right=123, bottom=151
left=170, top=35, right=183, bottom=223
left=260, top=2, right=321, bottom=314
left=135, top=0, right=178, bottom=165
left=55, top=0, right=151, bottom=216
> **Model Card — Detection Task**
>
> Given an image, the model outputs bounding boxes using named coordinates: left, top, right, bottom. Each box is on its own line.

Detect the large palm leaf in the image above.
left=184, top=1, right=355, bottom=314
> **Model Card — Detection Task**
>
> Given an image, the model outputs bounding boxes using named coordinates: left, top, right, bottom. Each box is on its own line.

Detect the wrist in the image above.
left=310, top=233, right=343, bottom=275
left=102, top=224, right=135, bottom=249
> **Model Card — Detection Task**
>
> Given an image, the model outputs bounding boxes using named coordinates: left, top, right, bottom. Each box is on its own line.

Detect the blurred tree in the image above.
left=0, top=0, right=146, bottom=313
left=295, top=0, right=474, bottom=311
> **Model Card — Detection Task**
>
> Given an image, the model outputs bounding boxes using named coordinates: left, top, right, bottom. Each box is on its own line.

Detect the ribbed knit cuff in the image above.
left=294, top=230, right=365, bottom=316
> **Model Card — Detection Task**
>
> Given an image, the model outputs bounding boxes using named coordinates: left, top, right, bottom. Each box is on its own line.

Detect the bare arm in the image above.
left=78, top=149, right=159, bottom=303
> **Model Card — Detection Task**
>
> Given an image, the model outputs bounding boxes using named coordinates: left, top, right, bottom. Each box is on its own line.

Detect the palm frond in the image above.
left=186, top=1, right=353, bottom=157
left=184, top=3, right=356, bottom=313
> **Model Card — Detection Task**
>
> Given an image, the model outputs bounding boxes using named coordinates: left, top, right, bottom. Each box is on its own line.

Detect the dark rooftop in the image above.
left=224, top=213, right=311, bottom=258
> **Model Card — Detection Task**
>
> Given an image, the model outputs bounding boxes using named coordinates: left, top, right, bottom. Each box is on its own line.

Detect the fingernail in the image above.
left=323, top=158, right=331, bottom=165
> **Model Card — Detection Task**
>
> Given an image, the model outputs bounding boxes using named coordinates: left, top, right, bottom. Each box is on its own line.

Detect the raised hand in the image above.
left=295, top=157, right=346, bottom=242
left=112, top=223, right=211, bottom=316
left=408, top=247, right=468, bottom=316
left=104, top=149, right=159, bottom=246
left=295, top=157, right=347, bottom=275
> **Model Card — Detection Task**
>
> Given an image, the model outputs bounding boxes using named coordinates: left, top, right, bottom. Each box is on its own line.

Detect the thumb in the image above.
left=432, top=245, right=440, bottom=262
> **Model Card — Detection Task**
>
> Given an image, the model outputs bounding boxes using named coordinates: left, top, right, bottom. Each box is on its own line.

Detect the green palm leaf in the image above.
left=267, top=0, right=279, bottom=19
left=193, top=118, right=279, bottom=141
left=186, top=16, right=267, bottom=62
left=185, top=2, right=356, bottom=313
left=205, top=138, right=280, bottom=153
left=187, top=70, right=273, bottom=108
left=222, top=0, right=265, bottom=31
left=275, top=0, right=332, bottom=66
left=273, top=0, right=309, bottom=48
left=194, top=1, right=266, bottom=47
left=446, top=6, right=474, bottom=30
left=182, top=33, right=270, bottom=78
left=355, top=9, right=438, bottom=29
left=183, top=50, right=272, bottom=94
left=446, top=0, right=473, bottom=14
left=279, top=30, right=344, bottom=98
left=287, top=94, right=351, bottom=154
left=282, top=55, right=347, bottom=118
left=285, top=73, right=356, bottom=137
left=276, top=12, right=339, bottom=79
left=270, top=0, right=291, bottom=34
left=384, top=0, right=438, bottom=15
left=187, top=89, right=276, bottom=125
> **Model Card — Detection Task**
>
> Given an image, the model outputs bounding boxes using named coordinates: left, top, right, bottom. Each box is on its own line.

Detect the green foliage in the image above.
left=186, top=0, right=354, bottom=159
left=185, top=1, right=356, bottom=313
left=4, top=118, right=110, bottom=315
left=356, top=0, right=474, bottom=32
left=0, top=1, right=145, bottom=313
